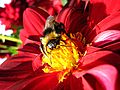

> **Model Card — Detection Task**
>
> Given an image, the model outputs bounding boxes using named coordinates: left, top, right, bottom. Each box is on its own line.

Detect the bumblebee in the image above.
left=40, top=16, right=65, bottom=55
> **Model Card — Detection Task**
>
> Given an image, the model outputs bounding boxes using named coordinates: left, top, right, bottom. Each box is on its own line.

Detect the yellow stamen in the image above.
left=42, top=33, right=86, bottom=82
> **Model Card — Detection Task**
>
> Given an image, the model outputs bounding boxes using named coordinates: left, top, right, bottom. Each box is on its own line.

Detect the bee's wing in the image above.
left=44, top=16, right=55, bottom=30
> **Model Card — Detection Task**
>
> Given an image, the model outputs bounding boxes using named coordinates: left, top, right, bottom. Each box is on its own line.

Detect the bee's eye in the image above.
left=47, top=39, right=60, bottom=50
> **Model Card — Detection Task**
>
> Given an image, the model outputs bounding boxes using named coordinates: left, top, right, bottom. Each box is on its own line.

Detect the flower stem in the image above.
left=0, top=45, right=18, bottom=49
left=0, top=35, right=22, bottom=44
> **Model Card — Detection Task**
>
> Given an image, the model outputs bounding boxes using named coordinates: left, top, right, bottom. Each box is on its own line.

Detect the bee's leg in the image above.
left=46, top=46, right=51, bottom=54
left=49, top=52, right=52, bottom=64
left=40, top=44, right=47, bottom=56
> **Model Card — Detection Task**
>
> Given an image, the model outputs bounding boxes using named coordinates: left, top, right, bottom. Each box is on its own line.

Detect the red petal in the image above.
left=37, top=0, right=54, bottom=15
left=0, top=62, right=33, bottom=89
left=87, top=64, right=118, bottom=90
left=86, top=46, right=101, bottom=55
left=23, top=8, right=49, bottom=36
left=56, top=7, right=88, bottom=33
left=69, top=76, right=83, bottom=90
left=88, top=11, right=120, bottom=42
left=32, top=54, right=42, bottom=71
left=6, top=73, right=58, bottom=90
left=104, top=41, right=120, bottom=52
left=89, top=0, right=120, bottom=28
left=53, top=0, right=63, bottom=14
left=73, top=64, right=118, bottom=90
left=56, top=7, right=71, bottom=32
left=81, top=77, right=94, bottom=90
left=20, top=29, right=41, bottom=44
left=36, top=0, right=62, bottom=15
left=68, top=0, right=81, bottom=7
left=56, top=75, right=84, bottom=90
left=0, top=53, right=36, bottom=70
left=82, top=49, right=120, bottom=67
left=19, top=29, right=28, bottom=43
left=19, top=43, right=41, bottom=54
left=92, top=30, right=120, bottom=46
left=93, top=11, right=120, bottom=33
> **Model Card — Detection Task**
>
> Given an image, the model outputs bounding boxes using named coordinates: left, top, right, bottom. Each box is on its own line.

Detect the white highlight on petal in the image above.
left=0, top=57, right=7, bottom=65
left=93, top=30, right=120, bottom=43
left=0, top=0, right=12, bottom=8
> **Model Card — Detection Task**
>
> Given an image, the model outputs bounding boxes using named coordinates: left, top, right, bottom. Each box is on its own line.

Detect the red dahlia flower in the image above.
left=0, top=0, right=120, bottom=90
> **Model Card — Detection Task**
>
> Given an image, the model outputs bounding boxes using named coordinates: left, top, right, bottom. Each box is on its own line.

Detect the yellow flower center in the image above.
left=42, top=32, right=86, bottom=82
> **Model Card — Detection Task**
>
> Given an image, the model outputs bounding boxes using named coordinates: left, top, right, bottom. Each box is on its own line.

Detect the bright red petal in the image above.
left=82, top=49, right=120, bottom=68
left=87, top=11, right=120, bottom=42
left=23, top=8, right=49, bottom=36
left=92, top=30, right=120, bottom=46
left=19, top=29, right=28, bottom=43
left=32, top=54, right=42, bottom=71
left=87, top=64, right=118, bottom=90
left=93, top=11, right=120, bottom=33
left=89, top=0, right=120, bottom=28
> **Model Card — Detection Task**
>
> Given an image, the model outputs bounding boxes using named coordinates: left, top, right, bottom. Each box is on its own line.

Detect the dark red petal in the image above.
left=69, top=76, right=83, bottom=90
left=93, top=11, right=120, bottom=33
left=23, top=73, right=58, bottom=90
left=56, top=7, right=71, bottom=32
left=0, top=62, right=33, bottom=89
left=104, top=41, right=120, bottom=52
left=5, top=73, right=58, bottom=90
left=23, top=8, right=49, bottom=36
left=56, top=75, right=84, bottom=90
left=0, top=53, right=36, bottom=70
left=81, top=77, right=93, bottom=90
left=89, top=0, right=120, bottom=28
left=68, top=0, right=80, bottom=7
left=87, top=11, right=120, bottom=42
left=19, top=43, right=41, bottom=54
left=92, top=30, right=120, bottom=47
left=56, top=7, right=88, bottom=33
